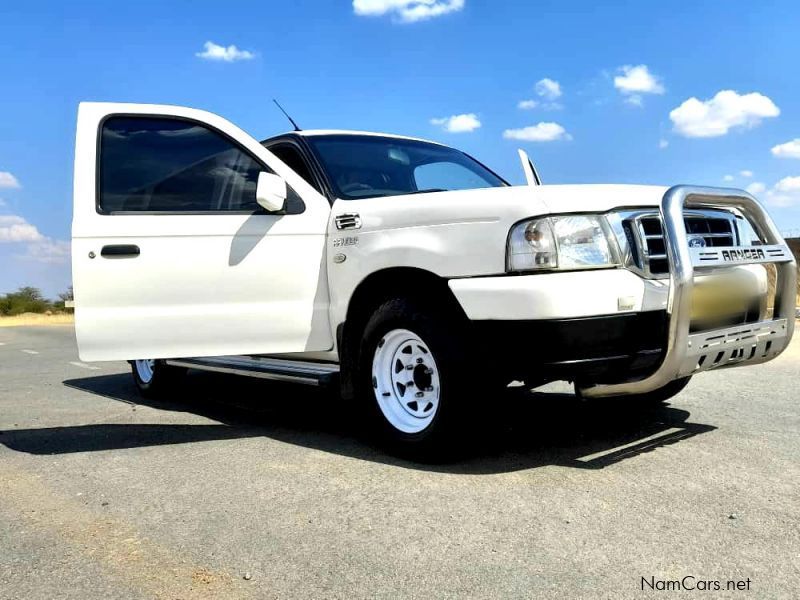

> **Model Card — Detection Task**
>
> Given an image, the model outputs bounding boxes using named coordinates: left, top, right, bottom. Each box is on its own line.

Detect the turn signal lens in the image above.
left=508, top=218, right=557, bottom=270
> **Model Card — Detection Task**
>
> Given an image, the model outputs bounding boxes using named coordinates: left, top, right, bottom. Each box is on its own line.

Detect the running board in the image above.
left=166, top=356, right=339, bottom=387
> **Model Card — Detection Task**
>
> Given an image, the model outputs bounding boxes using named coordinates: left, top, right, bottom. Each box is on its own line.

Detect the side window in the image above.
left=414, top=161, right=491, bottom=192
left=269, top=144, right=322, bottom=194
left=99, top=116, right=266, bottom=213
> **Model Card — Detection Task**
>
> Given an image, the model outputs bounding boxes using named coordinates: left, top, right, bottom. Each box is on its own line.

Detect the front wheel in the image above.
left=131, top=359, right=186, bottom=399
left=357, top=298, right=473, bottom=457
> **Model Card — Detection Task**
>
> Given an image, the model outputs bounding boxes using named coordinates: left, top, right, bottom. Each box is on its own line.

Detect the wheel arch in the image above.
left=337, top=267, right=468, bottom=399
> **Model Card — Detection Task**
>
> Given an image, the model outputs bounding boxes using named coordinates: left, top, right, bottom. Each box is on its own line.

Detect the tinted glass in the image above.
left=99, top=117, right=265, bottom=213
left=414, top=161, right=494, bottom=192
left=305, top=135, right=506, bottom=200
left=268, top=143, right=321, bottom=193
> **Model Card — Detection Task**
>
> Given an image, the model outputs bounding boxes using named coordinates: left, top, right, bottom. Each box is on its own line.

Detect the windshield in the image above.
left=305, top=135, right=507, bottom=200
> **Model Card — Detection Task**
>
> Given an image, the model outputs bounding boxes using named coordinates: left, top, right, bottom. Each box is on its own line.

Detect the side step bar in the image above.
left=166, top=356, right=339, bottom=387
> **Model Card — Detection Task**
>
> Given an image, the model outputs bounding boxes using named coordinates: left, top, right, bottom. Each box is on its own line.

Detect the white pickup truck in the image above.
left=72, top=102, right=797, bottom=455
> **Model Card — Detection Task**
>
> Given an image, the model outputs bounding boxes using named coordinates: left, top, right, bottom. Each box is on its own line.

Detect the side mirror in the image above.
left=256, top=172, right=287, bottom=212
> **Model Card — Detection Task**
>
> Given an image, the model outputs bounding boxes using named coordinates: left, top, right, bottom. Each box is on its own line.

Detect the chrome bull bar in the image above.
left=579, top=185, right=797, bottom=398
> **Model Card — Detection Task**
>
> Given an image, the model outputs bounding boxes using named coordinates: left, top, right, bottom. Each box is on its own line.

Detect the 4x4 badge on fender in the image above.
left=333, top=236, right=359, bottom=248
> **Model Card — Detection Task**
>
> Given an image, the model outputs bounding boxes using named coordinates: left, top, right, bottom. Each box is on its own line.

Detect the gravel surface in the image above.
left=1, top=325, right=798, bottom=599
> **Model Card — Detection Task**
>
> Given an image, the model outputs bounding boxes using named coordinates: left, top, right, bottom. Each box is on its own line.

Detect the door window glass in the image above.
left=268, top=144, right=322, bottom=193
left=99, top=117, right=266, bottom=213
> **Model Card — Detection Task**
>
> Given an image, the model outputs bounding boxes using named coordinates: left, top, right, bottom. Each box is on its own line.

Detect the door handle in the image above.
left=101, top=244, right=140, bottom=258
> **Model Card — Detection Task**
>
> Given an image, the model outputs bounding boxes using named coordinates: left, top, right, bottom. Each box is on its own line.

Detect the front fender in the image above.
left=327, top=218, right=508, bottom=330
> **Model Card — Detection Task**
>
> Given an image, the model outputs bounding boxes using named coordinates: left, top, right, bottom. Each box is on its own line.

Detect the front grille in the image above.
left=631, top=211, right=738, bottom=277
left=639, top=216, right=669, bottom=275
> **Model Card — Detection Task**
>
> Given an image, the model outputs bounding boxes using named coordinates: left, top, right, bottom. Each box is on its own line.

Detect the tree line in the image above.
left=0, top=286, right=73, bottom=316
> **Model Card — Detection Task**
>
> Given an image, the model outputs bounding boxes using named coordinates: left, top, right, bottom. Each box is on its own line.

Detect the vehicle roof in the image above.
left=266, top=129, right=447, bottom=147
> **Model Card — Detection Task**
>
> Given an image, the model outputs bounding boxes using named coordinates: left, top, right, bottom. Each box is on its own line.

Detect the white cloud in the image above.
left=535, top=78, right=562, bottom=101
left=503, top=122, right=571, bottom=142
left=771, top=138, right=800, bottom=159
left=614, top=65, right=664, bottom=107
left=17, top=238, right=71, bottom=264
left=659, top=139, right=669, bottom=149
left=746, top=182, right=766, bottom=195
left=773, top=177, right=800, bottom=192
left=0, top=214, right=70, bottom=264
left=519, top=79, right=563, bottom=111
left=723, top=174, right=734, bottom=182
left=353, top=0, right=464, bottom=23
left=669, top=90, right=780, bottom=138
left=767, top=176, right=800, bottom=207
left=740, top=170, right=753, bottom=178
left=430, top=113, right=481, bottom=133
left=0, top=215, right=43, bottom=243
left=743, top=177, right=800, bottom=207
left=196, top=41, right=255, bottom=62
left=0, top=171, right=21, bottom=189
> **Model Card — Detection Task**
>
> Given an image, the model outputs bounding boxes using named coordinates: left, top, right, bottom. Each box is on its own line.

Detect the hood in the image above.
left=527, top=183, right=668, bottom=214
left=337, top=184, right=669, bottom=231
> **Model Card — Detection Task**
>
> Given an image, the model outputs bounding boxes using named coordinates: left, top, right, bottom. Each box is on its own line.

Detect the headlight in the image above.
left=507, top=215, right=618, bottom=272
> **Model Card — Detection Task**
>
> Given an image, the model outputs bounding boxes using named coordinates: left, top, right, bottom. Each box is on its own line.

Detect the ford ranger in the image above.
left=72, top=102, right=797, bottom=454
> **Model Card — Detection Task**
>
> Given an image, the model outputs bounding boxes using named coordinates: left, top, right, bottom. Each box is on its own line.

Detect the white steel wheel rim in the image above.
left=135, top=360, right=156, bottom=384
left=372, top=328, right=441, bottom=434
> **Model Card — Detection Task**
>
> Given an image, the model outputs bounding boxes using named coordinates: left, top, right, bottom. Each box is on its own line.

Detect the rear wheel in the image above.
left=131, top=359, right=186, bottom=399
left=357, top=297, right=473, bottom=458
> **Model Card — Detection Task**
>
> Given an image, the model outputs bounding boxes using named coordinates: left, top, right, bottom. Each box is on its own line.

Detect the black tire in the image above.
left=130, top=359, right=186, bottom=399
left=356, top=297, right=474, bottom=459
left=578, top=376, right=692, bottom=405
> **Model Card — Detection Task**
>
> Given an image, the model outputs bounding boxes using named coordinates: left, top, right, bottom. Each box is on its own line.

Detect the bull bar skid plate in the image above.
left=579, top=185, right=797, bottom=398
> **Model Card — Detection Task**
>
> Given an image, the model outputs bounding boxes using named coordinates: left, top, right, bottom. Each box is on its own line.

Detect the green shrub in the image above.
left=0, top=286, right=53, bottom=316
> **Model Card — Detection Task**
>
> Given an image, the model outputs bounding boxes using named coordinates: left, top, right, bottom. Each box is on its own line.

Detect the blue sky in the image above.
left=2, top=0, right=800, bottom=296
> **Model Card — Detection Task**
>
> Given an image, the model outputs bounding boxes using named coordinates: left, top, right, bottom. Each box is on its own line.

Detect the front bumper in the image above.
left=449, top=269, right=668, bottom=321
left=456, top=186, right=797, bottom=396
left=471, top=312, right=668, bottom=383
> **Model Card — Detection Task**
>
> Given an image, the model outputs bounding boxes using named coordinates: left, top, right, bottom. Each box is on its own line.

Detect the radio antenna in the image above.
left=273, top=99, right=302, bottom=132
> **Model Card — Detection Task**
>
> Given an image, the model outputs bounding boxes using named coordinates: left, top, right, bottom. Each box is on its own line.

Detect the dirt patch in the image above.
left=0, top=462, right=250, bottom=599
left=0, top=313, right=74, bottom=327
left=192, top=567, right=230, bottom=587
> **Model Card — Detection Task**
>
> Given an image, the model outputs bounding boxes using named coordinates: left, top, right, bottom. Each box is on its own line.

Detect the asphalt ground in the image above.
left=0, top=325, right=798, bottom=599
